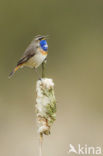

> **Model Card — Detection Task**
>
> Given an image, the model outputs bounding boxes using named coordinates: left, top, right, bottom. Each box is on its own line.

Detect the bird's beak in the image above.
left=43, top=35, right=49, bottom=40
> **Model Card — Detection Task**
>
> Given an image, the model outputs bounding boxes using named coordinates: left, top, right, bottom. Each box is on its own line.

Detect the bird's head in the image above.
left=35, top=35, right=48, bottom=51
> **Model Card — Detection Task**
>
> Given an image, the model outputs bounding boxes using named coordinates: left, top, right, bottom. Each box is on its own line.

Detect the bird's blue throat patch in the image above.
left=40, top=40, right=48, bottom=51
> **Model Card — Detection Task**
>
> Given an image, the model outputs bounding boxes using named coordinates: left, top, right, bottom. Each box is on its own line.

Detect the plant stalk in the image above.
left=39, top=133, right=43, bottom=156
left=42, top=61, right=45, bottom=78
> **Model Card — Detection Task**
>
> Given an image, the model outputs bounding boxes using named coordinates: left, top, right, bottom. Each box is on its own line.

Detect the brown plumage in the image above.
left=9, top=35, right=48, bottom=78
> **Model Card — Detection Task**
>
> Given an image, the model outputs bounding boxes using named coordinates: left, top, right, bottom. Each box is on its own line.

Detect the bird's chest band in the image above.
left=39, top=49, right=48, bottom=56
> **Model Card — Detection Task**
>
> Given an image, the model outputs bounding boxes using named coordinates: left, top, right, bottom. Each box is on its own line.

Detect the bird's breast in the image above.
left=25, top=51, right=47, bottom=68
left=39, top=48, right=48, bottom=56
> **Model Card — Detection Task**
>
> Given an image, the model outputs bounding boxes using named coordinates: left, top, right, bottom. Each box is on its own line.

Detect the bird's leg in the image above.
left=34, top=68, right=41, bottom=80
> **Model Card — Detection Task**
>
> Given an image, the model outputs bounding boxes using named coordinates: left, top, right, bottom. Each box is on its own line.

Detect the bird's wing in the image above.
left=17, top=42, right=36, bottom=66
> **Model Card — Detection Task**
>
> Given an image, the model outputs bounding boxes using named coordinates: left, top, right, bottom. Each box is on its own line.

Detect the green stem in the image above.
left=42, top=61, right=45, bottom=78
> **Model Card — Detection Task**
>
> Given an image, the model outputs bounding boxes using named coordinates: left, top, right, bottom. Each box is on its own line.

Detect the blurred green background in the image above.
left=0, top=0, right=103, bottom=156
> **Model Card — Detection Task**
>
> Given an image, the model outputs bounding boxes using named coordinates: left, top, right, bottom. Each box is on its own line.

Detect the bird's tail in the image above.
left=8, top=65, right=21, bottom=79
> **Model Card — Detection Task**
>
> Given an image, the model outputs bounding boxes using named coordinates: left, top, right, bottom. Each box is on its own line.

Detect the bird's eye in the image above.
left=39, top=37, right=44, bottom=40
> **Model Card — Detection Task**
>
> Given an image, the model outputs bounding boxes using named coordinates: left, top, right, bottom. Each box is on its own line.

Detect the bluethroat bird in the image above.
left=9, top=35, right=48, bottom=78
